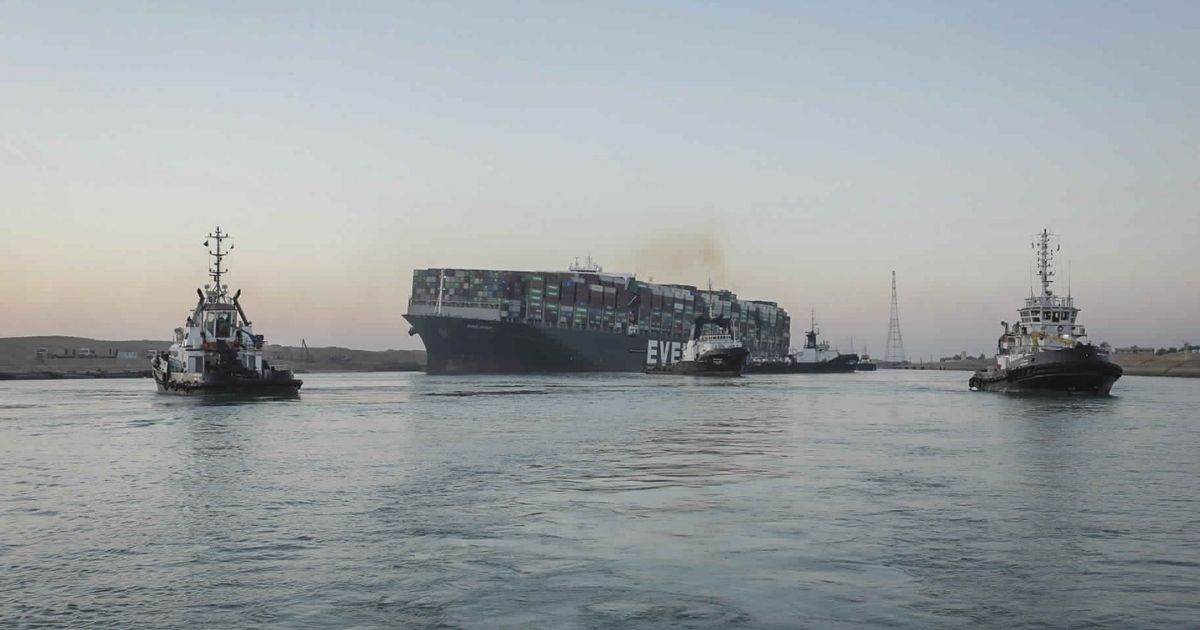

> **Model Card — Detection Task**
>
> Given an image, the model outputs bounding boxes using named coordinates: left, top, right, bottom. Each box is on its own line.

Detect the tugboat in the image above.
left=746, top=312, right=859, bottom=373
left=645, top=315, right=749, bottom=376
left=968, top=229, right=1121, bottom=395
left=151, top=228, right=302, bottom=395
left=856, top=346, right=878, bottom=371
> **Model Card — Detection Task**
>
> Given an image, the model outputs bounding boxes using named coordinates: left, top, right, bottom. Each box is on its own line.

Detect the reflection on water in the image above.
left=0, top=372, right=1197, bottom=628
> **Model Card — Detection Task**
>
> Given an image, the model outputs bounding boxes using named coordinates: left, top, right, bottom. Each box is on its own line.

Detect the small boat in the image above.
left=968, top=229, right=1121, bottom=395
left=645, top=315, right=748, bottom=376
left=745, top=312, right=858, bottom=374
left=151, top=228, right=302, bottom=395
left=856, top=347, right=878, bottom=371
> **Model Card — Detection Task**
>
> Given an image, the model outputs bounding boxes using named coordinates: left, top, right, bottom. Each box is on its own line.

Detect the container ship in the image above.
left=404, top=258, right=790, bottom=374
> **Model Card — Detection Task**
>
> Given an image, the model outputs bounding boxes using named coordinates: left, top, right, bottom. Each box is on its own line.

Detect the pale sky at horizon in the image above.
left=3, top=1, right=1197, bottom=357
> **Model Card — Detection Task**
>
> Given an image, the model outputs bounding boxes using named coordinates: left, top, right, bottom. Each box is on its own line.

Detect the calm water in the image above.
left=2, top=371, right=1198, bottom=628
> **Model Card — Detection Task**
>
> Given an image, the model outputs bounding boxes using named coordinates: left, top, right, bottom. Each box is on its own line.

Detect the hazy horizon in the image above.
left=3, top=2, right=1197, bottom=357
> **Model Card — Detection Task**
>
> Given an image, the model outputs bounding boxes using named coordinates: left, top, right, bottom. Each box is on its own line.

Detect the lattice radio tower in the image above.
left=884, top=270, right=906, bottom=364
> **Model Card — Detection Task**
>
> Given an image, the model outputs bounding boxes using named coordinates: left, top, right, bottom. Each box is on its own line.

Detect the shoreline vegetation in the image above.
left=0, top=336, right=425, bottom=381
left=2, top=336, right=1197, bottom=379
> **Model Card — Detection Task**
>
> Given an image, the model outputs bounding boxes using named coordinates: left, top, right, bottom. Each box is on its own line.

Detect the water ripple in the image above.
left=1, top=371, right=1198, bottom=628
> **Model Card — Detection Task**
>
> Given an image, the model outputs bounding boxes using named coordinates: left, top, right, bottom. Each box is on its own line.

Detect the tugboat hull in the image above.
left=645, top=347, right=748, bottom=377
left=969, top=347, right=1122, bottom=395
left=153, top=369, right=302, bottom=396
left=745, top=353, right=859, bottom=374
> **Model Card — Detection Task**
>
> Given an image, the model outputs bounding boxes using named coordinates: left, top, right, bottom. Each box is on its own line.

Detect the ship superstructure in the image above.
left=404, top=262, right=789, bottom=373
left=969, top=229, right=1121, bottom=394
left=151, top=228, right=301, bottom=394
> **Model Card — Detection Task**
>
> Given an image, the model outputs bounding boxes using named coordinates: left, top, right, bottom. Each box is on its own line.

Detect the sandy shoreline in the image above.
left=0, top=336, right=425, bottom=379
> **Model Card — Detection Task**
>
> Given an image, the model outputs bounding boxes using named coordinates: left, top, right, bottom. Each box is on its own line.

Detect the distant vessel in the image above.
left=856, top=346, right=877, bottom=371
left=968, top=229, right=1121, bottom=395
left=151, top=228, right=302, bottom=395
left=645, top=315, right=748, bottom=376
left=745, top=312, right=859, bottom=373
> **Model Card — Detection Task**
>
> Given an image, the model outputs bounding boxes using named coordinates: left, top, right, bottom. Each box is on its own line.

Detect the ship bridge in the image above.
left=1018, top=295, right=1082, bottom=334
left=1013, top=230, right=1088, bottom=340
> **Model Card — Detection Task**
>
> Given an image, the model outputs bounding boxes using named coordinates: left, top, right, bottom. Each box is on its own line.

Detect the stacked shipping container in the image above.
left=409, top=268, right=791, bottom=357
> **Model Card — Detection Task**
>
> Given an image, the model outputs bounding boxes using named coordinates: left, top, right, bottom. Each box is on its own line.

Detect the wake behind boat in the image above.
left=151, top=228, right=302, bottom=395
left=968, top=229, right=1121, bottom=395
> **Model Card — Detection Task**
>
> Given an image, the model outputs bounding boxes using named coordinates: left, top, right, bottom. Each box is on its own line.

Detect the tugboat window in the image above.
left=206, top=312, right=235, bottom=338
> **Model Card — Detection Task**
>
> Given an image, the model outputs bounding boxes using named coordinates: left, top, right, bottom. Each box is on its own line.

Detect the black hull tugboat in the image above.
left=745, top=312, right=858, bottom=374
left=645, top=315, right=748, bottom=377
left=969, top=229, right=1121, bottom=395
left=151, top=228, right=302, bottom=396
left=855, top=348, right=877, bottom=371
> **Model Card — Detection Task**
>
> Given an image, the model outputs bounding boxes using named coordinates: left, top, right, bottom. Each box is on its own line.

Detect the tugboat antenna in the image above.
left=205, top=226, right=232, bottom=293
left=1035, top=228, right=1055, bottom=296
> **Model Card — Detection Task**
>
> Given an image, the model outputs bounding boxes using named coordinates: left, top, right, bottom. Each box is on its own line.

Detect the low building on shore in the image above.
left=1113, top=346, right=1157, bottom=355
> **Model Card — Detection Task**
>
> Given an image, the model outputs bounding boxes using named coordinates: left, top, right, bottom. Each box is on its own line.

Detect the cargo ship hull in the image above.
left=406, top=314, right=694, bottom=374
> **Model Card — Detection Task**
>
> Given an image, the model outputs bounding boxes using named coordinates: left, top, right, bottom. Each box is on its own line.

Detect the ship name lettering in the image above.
left=646, top=339, right=683, bottom=365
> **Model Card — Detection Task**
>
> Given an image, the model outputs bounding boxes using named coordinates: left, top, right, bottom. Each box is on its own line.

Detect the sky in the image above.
left=2, top=1, right=1197, bottom=357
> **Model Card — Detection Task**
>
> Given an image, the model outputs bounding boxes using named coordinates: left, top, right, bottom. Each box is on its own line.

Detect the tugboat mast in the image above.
left=1035, top=228, right=1057, bottom=297
left=205, top=227, right=232, bottom=295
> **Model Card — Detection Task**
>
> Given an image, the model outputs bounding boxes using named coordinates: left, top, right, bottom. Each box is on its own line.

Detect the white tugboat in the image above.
left=745, top=312, right=858, bottom=373
left=969, top=229, right=1122, bottom=395
left=151, top=228, right=302, bottom=395
left=645, top=315, right=749, bottom=376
